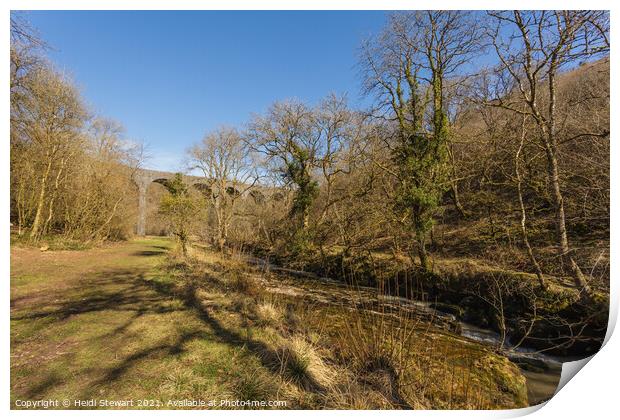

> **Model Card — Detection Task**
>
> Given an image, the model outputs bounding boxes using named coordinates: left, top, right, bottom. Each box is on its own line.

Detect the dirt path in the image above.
left=11, top=239, right=168, bottom=311
left=10, top=238, right=247, bottom=408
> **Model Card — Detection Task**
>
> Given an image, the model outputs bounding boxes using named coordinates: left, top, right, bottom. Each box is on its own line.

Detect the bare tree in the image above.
left=19, top=67, right=88, bottom=240
left=487, top=10, right=609, bottom=294
left=313, top=95, right=362, bottom=225
left=247, top=100, right=321, bottom=233
left=514, top=113, right=546, bottom=288
left=188, top=126, right=258, bottom=250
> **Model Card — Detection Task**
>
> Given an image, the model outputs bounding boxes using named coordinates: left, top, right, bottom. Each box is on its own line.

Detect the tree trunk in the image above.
left=518, top=182, right=546, bottom=289
left=16, top=181, right=26, bottom=236
left=546, top=149, right=589, bottom=292
left=544, top=69, right=590, bottom=294
left=516, top=115, right=546, bottom=288
left=42, top=159, right=66, bottom=235
left=181, top=238, right=188, bottom=258
left=450, top=183, right=466, bottom=218
left=29, top=157, right=53, bottom=241
left=217, top=228, right=226, bottom=252
left=416, top=230, right=430, bottom=271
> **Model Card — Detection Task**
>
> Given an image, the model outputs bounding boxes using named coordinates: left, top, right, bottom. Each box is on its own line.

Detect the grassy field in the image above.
left=11, top=237, right=264, bottom=409
left=10, top=237, right=528, bottom=409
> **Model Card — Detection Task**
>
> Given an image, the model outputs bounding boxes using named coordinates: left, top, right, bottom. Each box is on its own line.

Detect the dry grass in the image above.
left=255, top=300, right=284, bottom=326
left=274, top=335, right=335, bottom=392
left=332, top=307, right=527, bottom=409
left=228, top=269, right=262, bottom=297
left=180, top=243, right=530, bottom=409
left=335, top=301, right=425, bottom=408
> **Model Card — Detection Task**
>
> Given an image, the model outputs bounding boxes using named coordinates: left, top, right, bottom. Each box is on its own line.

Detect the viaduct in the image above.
left=132, top=168, right=276, bottom=236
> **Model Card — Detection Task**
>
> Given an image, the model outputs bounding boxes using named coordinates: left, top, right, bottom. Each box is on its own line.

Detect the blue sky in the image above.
left=17, top=11, right=389, bottom=171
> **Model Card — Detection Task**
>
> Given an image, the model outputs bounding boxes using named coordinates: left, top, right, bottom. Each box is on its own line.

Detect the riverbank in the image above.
left=242, top=255, right=562, bottom=405
left=247, top=247, right=608, bottom=359
left=11, top=238, right=530, bottom=409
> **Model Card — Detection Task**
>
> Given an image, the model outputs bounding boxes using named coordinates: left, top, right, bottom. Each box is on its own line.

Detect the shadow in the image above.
left=13, top=243, right=324, bottom=401
left=115, top=270, right=325, bottom=393
left=25, top=374, right=63, bottom=399
left=92, top=330, right=209, bottom=385
left=132, top=250, right=165, bottom=256
left=99, top=309, right=147, bottom=339
left=10, top=295, right=37, bottom=309
left=11, top=270, right=180, bottom=323
left=79, top=272, right=328, bottom=399
left=175, top=277, right=325, bottom=393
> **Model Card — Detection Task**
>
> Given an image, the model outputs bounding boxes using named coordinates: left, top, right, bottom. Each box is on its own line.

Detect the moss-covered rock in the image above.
left=474, top=354, right=528, bottom=407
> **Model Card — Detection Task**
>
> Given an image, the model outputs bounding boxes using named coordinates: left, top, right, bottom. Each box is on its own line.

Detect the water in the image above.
left=458, top=322, right=563, bottom=404
left=245, top=257, right=564, bottom=405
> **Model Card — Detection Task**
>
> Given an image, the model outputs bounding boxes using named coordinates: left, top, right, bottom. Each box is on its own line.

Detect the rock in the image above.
left=40, top=244, right=49, bottom=252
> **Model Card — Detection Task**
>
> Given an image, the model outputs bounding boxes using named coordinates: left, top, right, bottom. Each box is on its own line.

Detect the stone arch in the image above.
left=133, top=170, right=174, bottom=236
left=152, top=178, right=170, bottom=189
left=133, top=168, right=271, bottom=236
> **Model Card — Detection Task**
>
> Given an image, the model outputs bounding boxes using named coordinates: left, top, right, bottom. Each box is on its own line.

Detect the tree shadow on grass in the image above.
left=151, top=245, right=171, bottom=250
left=78, top=277, right=327, bottom=401
left=11, top=270, right=180, bottom=324
left=12, top=267, right=191, bottom=400
left=92, top=329, right=210, bottom=384
left=132, top=250, right=166, bottom=257
left=24, top=374, right=63, bottom=400
left=89, top=272, right=326, bottom=395
left=13, top=259, right=324, bottom=402
left=172, top=278, right=326, bottom=393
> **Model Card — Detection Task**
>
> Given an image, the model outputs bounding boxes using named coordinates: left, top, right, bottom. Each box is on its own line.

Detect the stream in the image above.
left=246, top=256, right=566, bottom=405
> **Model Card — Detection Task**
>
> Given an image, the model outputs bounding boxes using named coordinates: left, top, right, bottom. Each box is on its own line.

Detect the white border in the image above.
left=2, top=2, right=617, bottom=420
left=0, top=1, right=615, bottom=11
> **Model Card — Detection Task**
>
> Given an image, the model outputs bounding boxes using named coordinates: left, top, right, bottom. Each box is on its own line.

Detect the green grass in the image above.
left=11, top=237, right=529, bottom=410
left=10, top=237, right=284, bottom=409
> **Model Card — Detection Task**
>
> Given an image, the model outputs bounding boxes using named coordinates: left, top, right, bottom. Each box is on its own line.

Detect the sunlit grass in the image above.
left=11, top=237, right=529, bottom=409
